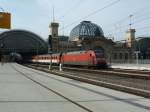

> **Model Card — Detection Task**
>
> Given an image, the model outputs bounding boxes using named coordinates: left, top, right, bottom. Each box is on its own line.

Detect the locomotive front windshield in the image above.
left=94, top=50, right=104, bottom=58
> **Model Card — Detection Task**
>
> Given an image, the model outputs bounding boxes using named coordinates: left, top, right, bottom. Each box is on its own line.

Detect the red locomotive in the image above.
left=31, top=50, right=107, bottom=67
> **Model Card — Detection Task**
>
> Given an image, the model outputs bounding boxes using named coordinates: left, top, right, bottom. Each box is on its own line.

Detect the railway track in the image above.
left=29, top=63, right=150, bottom=80
left=24, top=63, right=150, bottom=98
left=107, top=68, right=150, bottom=75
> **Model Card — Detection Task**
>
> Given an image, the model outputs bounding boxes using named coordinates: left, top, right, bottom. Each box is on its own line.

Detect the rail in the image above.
left=24, top=63, right=150, bottom=98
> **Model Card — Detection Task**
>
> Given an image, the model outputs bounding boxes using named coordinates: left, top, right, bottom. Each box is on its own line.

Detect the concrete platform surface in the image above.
left=111, top=63, right=150, bottom=70
left=0, top=63, right=150, bottom=112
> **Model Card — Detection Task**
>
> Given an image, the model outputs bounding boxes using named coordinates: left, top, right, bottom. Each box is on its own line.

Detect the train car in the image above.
left=31, top=53, right=60, bottom=64
left=31, top=50, right=107, bottom=67
left=62, top=50, right=106, bottom=67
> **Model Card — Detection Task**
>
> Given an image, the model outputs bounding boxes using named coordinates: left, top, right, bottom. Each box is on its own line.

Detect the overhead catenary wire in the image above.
left=105, top=14, right=150, bottom=37
left=60, top=0, right=121, bottom=31
left=104, top=6, right=150, bottom=36
left=94, top=2, right=149, bottom=32
left=104, top=5, right=150, bottom=41
left=105, top=25, right=150, bottom=40
left=136, top=26, right=150, bottom=31
left=58, top=0, right=86, bottom=21
left=133, top=16, right=150, bottom=26
left=58, top=0, right=86, bottom=35
left=105, top=24, right=150, bottom=38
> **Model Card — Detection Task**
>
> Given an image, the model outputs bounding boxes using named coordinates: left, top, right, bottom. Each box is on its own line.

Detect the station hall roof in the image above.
left=136, top=37, right=150, bottom=52
left=0, top=29, right=48, bottom=55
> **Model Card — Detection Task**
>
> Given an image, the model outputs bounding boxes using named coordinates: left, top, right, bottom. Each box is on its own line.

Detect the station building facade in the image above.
left=48, top=21, right=150, bottom=64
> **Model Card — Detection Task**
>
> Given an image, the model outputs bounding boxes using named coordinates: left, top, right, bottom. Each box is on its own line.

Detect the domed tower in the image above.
left=70, top=21, right=104, bottom=41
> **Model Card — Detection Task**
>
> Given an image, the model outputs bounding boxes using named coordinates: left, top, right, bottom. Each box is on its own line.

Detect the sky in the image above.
left=0, top=0, right=150, bottom=41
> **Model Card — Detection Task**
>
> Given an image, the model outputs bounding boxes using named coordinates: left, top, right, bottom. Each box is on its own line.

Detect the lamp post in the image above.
left=48, top=35, right=52, bottom=70
left=134, top=51, right=140, bottom=65
left=35, top=41, right=39, bottom=67
left=0, top=43, right=3, bottom=61
left=48, top=50, right=52, bottom=70
left=0, top=39, right=4, bottom=62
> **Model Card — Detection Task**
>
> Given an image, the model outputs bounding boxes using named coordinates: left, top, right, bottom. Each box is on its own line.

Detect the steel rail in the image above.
left=11, top=64, right=94, bottom=112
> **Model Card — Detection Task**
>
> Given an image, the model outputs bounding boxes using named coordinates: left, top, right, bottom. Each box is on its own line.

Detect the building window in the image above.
left=125, top=53, right=128, bottom=59
left=119, top=53, right=122, bottom=59
left=113, top=53, right=117, bottom=59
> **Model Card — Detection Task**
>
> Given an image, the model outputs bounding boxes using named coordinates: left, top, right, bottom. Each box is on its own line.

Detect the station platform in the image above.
left=0, top=63, right=150, bottom=112
left=111, top=63, right=150, bottom=70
